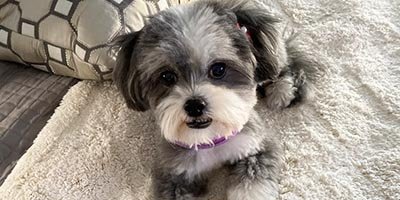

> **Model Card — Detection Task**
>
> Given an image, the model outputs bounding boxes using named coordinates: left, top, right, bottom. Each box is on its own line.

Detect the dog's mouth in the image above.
left=186, top=117, right=213, bottom=129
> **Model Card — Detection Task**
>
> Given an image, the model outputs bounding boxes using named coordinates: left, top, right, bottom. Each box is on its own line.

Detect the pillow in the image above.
left=0, top=0, right=191, bottom=80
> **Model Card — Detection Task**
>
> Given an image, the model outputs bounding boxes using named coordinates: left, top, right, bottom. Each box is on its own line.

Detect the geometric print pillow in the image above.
left=0, top=0, right=190, bottom=80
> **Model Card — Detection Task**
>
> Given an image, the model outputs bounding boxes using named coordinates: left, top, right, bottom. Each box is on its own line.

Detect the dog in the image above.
left=113, top=0, right=313, bottom=199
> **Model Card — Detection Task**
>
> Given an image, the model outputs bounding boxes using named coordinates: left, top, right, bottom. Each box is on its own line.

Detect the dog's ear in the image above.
left=229, top=1, right=288, bottom=82
left=112, top=31, right=150, bottom=111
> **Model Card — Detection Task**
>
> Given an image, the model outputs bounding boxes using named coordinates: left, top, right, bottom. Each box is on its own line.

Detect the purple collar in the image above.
left=172, top=131, right=238, bottom=150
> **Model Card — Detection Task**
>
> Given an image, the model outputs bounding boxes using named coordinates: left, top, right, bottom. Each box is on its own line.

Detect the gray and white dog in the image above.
left=113, top=0, right=312, bottom=199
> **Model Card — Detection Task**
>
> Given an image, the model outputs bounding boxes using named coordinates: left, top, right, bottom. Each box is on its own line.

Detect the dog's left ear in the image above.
left=111, top=31, right=150, bottom=111
left=231, top=2, right=288, bottom=82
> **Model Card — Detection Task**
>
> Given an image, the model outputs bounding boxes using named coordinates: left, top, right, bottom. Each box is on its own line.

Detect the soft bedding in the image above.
left=0, top=61, right=77, bottom=185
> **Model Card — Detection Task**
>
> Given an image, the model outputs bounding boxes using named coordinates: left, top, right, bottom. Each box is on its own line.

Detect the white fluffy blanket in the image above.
left=1, top=0, right=399, bottom=199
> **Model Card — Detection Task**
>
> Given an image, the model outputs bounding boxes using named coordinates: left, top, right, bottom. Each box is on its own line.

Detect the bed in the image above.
left=0, top=61, right=77, bottom=185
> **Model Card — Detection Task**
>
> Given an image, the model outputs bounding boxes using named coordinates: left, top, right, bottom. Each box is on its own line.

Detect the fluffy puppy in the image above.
left=113, top=0, right=312, bottom=199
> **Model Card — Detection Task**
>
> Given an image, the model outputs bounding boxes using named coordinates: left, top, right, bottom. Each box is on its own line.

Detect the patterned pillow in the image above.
left=0, top=0, right=191, bottom=80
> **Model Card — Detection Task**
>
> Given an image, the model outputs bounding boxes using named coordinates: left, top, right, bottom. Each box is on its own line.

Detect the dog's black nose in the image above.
left=184, top=98, right=207, bottom=117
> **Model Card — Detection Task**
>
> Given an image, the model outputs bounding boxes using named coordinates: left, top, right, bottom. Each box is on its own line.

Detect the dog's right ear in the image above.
left=112, top=31, right=150, bottom=112
left=232, top=4, right=287, bottom=83
left=205, top=0, right=287, bottom=82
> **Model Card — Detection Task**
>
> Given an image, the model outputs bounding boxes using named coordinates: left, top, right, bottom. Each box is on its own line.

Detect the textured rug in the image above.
left=0, top=0, right=399, bottom=199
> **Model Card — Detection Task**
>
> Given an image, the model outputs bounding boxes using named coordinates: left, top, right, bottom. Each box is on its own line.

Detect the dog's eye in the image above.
left=209, top=63, right=227, bottom=79
left=160, top=71, right=177, bottom=86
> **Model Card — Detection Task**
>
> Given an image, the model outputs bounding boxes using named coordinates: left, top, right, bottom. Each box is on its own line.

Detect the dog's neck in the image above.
left=172, top=131, right=239, bottom=151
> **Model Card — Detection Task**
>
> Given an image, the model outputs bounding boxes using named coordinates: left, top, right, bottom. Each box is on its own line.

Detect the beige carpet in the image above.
left=1, top=0, right=399, bottom=199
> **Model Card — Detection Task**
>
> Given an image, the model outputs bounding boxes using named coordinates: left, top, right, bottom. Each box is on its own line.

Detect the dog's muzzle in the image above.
left=186, top=117, right=213, bottom=129
left=184, top=98, right=212, bottom=129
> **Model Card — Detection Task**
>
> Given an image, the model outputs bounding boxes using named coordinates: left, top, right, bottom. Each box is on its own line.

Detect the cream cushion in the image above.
left=0, top=0, right=191, bottom=80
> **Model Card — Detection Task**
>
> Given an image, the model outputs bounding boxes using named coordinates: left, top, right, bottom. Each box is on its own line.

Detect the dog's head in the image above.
left=114, top=0, right=286, bottom=147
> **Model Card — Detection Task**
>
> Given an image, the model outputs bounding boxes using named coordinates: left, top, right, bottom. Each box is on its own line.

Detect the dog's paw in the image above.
left=258, top=75, right=297, bottom=109
left=174, top=193, right=203, bottom=200
left=257, top=70, right=307, bottom=109
left=153, top=171, right=208, bottom=200
left=227, top=181, right=279, bottom=200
